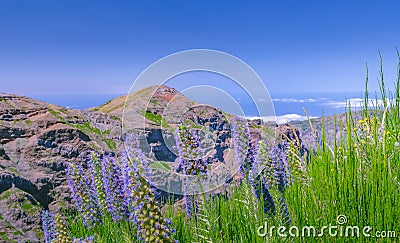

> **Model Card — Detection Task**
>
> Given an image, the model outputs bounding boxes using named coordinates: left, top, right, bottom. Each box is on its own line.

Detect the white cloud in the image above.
left=325, top=98, right=395, bottom=108
left=247, top=114, right=318, bottom=125
left=272, top=98, right=316, bottom=103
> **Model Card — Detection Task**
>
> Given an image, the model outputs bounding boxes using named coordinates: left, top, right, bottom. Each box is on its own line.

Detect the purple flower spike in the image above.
left=270, top=145, right=290, bottom=192
left=88, top=152, right=107, bottom=211
left=66, top=163, right=102, bottom=229
left=101, top=156, right=128, bottom=222
left=41, top=210, right=56, bottom=243
left=250, top=140, right=276, bottom=216
left=175, top=124, right=207, bottom=176
left=231, top=117, right=253, bottom=177
left=122, top=133, right=177, bottom=242
left=279, top=196, right=291, bottom=225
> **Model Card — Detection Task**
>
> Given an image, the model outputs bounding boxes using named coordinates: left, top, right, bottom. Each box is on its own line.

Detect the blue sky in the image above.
left=0, top=0, right=399, bottom=96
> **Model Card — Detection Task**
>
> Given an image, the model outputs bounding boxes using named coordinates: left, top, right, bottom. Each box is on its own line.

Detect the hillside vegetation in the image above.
left=41, top=55, right=400, bottom=243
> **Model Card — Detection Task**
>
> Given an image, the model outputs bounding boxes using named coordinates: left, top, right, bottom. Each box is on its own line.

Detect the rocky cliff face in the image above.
left=0, top=87, right=306, bottom=242
left=0, top=94, right=123, bottom=242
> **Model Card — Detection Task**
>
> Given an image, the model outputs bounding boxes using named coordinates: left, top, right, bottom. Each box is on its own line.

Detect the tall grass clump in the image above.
left=282, top=52, right=400, bottom=242
left=42, top=53, right=400, bottom=242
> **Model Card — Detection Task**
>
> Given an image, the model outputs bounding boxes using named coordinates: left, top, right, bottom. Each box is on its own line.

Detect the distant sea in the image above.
left=30, top=91, right=368, bottom=124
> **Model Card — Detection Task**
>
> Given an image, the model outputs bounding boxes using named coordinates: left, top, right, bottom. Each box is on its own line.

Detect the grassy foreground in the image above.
left=43, top=55, right=400, bottom=243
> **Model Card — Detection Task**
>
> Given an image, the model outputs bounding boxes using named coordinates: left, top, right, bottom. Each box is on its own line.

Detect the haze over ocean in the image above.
left=29, top=90, right=365, bottom=124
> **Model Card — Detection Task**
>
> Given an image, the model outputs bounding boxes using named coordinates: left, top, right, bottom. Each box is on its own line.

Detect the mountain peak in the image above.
left=92, top=85, right=188, bottom=115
